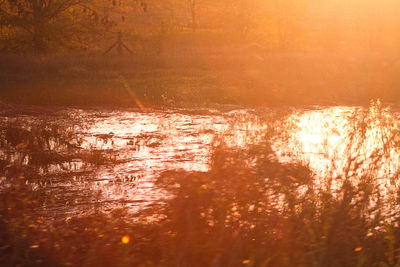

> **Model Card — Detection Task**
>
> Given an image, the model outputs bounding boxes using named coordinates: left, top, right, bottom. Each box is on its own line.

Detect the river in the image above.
left=1, top=101, right=399, bottom=218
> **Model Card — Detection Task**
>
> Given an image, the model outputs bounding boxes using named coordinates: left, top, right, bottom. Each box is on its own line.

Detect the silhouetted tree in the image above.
left=0, top=0, right=114, bottom=53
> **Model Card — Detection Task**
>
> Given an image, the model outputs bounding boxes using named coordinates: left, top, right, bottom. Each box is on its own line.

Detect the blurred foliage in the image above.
left=0, top=0, right=118, bottom=53
left=2, top=102, right=400, bottom=266
left=2, top=1, right=400, bottom=107
left=2, top=0, right=400, bottom=53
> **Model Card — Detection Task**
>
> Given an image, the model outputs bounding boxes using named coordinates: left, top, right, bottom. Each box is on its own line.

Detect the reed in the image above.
left=1, top=102, right=400, bottom=266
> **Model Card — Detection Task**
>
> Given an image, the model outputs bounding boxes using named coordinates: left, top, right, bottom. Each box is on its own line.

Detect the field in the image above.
left=1, top=48, right=399, bottom=108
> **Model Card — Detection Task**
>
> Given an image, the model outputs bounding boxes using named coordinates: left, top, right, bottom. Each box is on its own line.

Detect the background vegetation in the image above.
left=1, top=0, right=400, bottom=106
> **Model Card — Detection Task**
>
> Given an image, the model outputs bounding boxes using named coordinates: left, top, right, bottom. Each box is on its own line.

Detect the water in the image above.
left=1, top=102, right=400, bottom=218
left=0, top=106, right=269, bottom=216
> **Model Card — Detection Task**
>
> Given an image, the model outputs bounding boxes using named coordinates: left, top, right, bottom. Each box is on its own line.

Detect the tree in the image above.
left=0, top=0, right=114, bottom=53
left=188, top=0, right=196, bottom=32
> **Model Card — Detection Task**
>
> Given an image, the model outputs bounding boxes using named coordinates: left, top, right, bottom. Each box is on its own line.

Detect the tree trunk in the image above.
left=32, top=0, right=46, bottom=53
left=190, top=0, right=196, bottom=33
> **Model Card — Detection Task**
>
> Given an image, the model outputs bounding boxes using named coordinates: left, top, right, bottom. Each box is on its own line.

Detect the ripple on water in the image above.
left=2, top=104, right=400, bottom=217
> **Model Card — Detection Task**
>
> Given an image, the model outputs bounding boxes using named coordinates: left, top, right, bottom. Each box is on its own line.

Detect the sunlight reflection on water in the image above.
left=57, top=108, right=266, bottom=214
left=2, top=103, right=400, bottom=216
left=275, top=102, right=400, bottom=198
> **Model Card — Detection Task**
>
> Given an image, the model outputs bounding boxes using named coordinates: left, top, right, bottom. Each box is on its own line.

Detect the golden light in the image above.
left=121, top=235, right=130, bottom=244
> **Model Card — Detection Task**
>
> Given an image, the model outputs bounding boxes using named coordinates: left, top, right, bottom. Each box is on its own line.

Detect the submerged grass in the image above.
left=1, top=102, right=400, bottom=266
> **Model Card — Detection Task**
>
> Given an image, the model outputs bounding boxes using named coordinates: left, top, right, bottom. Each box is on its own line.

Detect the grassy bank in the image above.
left=0, top=54, right=228, bottom=108
left=1, top=50, right=400, bottom=108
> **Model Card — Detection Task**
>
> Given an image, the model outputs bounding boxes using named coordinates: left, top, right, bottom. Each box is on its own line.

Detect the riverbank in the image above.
left=1, top=51, right=399, bottom=108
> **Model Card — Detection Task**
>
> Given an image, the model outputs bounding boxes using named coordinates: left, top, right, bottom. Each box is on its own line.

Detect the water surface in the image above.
left=2, top=103, right=399, bottom=218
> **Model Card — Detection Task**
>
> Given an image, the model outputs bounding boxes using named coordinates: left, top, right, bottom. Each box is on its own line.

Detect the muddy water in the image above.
left=2, top=103, right=400, bottom=217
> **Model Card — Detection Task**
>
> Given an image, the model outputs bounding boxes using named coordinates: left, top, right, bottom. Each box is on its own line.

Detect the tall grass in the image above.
left=131, top=102, right=400, bottom=266
left=1, top=102, right=400, bottom=266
